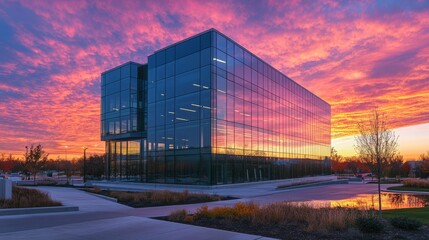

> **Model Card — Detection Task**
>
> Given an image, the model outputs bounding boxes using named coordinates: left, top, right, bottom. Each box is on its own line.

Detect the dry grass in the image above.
left=402, top=178, right=429, bottom=188
left=170, top=202, right=375, bottom=232
left=92, top=189, right=228, bottom=207
left=0, top=187, right=61, bottom=208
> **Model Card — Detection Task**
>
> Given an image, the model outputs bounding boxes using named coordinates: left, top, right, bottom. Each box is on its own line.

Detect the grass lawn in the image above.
left=387, top=186, right=429, bottom=192
left=383, top=207, right=429, bottom=225
left=86, top=189, right=234, bottom=208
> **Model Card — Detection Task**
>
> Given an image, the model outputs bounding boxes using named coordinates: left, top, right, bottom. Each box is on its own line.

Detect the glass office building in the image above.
left=101, top=62, right=147, bottom=181
left=101, top=29, right=331, bottom=185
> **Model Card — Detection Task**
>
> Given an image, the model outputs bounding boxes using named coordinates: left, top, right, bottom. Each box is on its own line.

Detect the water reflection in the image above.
left=297, top=193, right=429, bottom=210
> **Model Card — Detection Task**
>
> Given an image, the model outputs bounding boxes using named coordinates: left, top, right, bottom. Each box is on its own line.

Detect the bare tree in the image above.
left=354, top=108, right=399, bottom=218
left=24, top=144, right=49, bottom=185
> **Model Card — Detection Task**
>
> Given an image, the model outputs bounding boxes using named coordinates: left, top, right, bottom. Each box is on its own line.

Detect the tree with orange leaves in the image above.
left=24, top=144, right=49, bottom=185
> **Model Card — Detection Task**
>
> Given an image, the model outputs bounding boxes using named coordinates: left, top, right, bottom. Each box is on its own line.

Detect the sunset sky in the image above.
left=0, top=0, right=428, bottom=160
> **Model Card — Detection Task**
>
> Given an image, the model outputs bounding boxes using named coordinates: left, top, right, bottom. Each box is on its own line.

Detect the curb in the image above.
left=0, top=205, right=79, bottom=216
left=276, top=179, right=349, bottom=190
left=84, top=191, right=118, bottom=202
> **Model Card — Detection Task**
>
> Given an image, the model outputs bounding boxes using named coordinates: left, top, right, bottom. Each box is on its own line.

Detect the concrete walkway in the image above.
left=0, top=186, right=275, bottom=240
left=0, top=182, right=406, bottom=240
left=91, top=175, right=338, bottom=198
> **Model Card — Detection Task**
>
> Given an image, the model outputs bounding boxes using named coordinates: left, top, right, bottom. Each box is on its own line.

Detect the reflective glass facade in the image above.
left=101, top=62, right=147, bottom=181
left=102, top=29, right=331, bottom=185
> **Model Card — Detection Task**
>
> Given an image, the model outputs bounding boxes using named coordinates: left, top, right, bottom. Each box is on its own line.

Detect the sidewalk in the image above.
left=0, top=187, right=276, bottom=240
left=90, top=175, right=337, bottom=198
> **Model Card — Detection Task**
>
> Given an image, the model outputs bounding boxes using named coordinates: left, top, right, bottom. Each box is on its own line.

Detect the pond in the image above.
left=296, top=193, right=429, bottom=210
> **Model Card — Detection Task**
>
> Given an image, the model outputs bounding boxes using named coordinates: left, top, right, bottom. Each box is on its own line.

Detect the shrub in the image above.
left=402, top=178, right=429, bottom=188
left=193, top=205, right=210, bottom=220
left=92, top=186, right=102, bottom=193
left=390, top=216, right=422, bottom=231
left=103, top=190, right=224, bottom=207
left=185, top=202, right=374, bottom=232
left=169, top=209, right=188, bottom=222
left=0, top=187, right=61, bottom=208
left=355, top=216, right=384, bottom=233
left=252, top=202, right=373, bottom=231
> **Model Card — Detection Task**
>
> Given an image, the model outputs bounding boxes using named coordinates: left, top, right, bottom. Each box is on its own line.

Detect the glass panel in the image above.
left=166, top=47, right=175, bottom=63
left=227, top=41, right=235, bottom=60
left=201, top=48, right=211, bottom=66
left=121, top=77, right=130, bottom=91
left=166, top=77, right=174, bottom=99
left=175, top=122, right=200, bottom=149
left=176, top=36, right=200, bottom=59
left=201, top=89, right=211, bottom=119
left=175, top=52, right=200, bottom=75
left=120, top=90, right=129, bottom=109
left=166, top=62, right=175, bottom=78
left=166, top=98, right=175, bottom=124
left=148, top=103, right=156, bottom=128
left=216, top=33, right=226, bottom=52
left=131, top=63, right=138, bottom=78
left=106, top=81, right=120, bottom=95
left=156, top=50, right=166, bottom=65
left=175, top=69, right=200, bottom=96
left=216, top=75, right=226, bottom=93
left=156, top=79, right=165, bottom=101
left=156, top=65, right=165, bottom=80
left=121, top=64, right=130, bottom=78
left=200, top=66, right=210, bottom=90
left=201, top=119, right=210, bottom=148
left=216, top=92, right=226, bottom=120
left=234, top=44, right=244, bottom=62
left=156, top=101, right=165, bottom=126
left=106, top=68, right=120, bottom=84
left=175, top=92, right=200, bottom=122
left=130, top=77, right=137, bottom=90
left=201, top=32, right=211, bottom=49
left=215, top=49, right=226, bottom=70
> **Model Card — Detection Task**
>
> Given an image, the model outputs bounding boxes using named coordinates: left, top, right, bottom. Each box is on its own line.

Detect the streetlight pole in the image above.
left=25, top=146, right=28, bottom=180
left=65, top=145, right=68, bottom=161
left=83, top=147, right=88, bottom=183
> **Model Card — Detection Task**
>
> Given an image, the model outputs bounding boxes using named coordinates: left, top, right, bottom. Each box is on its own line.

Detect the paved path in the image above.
left=91, top=175, right=338, bottom=198
left=0, top=182, right=403, bottom=239
left=0, top=186, right=274, bottom=240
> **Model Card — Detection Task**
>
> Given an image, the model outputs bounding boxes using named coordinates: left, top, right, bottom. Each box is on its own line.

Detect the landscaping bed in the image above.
left=0, top=186, right=61, bottom=208
left=162, top=202, right=429, bottom=240
left=367, top=179, right=401, bottom=184
left=85, top=188, right=234, bottom=208
left=276, top=180, right=331, bottom=189
left=387, top=178, right=429, bottom=193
